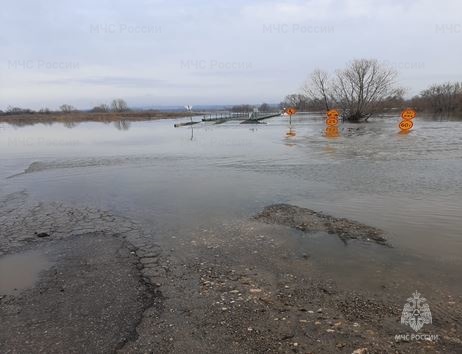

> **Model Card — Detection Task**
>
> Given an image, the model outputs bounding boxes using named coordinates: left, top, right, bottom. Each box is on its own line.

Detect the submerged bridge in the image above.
left=174, top=111, right=282, bottom=127
left=202, top=111, right=282, bottom=124
left=202, top=112, right=248, bottom=122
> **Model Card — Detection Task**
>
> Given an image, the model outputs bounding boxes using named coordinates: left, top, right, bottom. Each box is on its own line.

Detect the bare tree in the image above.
left=230, top=104, right=254, bottom=113
left=111, top=99, right=129, bottom=112
left=259, top=103, right=271, bottom=112
left=6, top=106, right=34, bottom=115
left=60, top=104, right=75, bottom=113
left=420, top=82, right=462, bottom=115
left=335, top=59, right=402, bottom=121
left=92, top=104, right=110, bottom=113
left=305, top=59, right=403, bottom=121
left=39, top=107, right=51, bottom=114
left=280, top=94, right=310, bottom=111
left=304, top=69, right=331, bottom=111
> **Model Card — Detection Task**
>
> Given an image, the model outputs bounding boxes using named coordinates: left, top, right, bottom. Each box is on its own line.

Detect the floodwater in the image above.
left=1, top=114, right=461, bottom=294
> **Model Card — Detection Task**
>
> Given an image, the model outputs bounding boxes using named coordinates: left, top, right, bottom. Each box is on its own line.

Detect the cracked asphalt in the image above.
left=0, top=191, right=461, bottom=353
left=0, top=232, right=149, bottom=353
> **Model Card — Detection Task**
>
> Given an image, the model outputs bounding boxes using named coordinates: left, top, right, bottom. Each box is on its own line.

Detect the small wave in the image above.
left=7, top=155, right=191, bottom=179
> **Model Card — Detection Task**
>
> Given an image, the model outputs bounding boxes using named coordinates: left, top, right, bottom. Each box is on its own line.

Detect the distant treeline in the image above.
left=1, top=100, right=281, bottom=117
left=0, top=99, right=130, bottom=116
left=4, top=81, right=461, bottom=120
left=409, top=82, right=462, bottom=115
left=282, top=81, right=462, bottom=116
left=0, top=97, right=201, bottom=126
left=229, top=103, right=278, bottom=113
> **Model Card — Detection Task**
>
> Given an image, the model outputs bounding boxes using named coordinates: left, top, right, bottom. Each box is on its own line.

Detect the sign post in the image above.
left=285, top=107, right=297, bottom=125
left=283, top=107, right=298, bottom=138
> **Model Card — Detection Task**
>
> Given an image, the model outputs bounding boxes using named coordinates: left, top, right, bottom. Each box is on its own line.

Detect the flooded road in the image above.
left=1, top=114, right=461, bottom=259
left=1, top=114, right=461, bottom=352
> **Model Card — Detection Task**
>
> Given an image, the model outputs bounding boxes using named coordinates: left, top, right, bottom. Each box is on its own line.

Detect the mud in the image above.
left=122, top=219, right=461, bottom=353
left=254, top=204, right=388, bottom=246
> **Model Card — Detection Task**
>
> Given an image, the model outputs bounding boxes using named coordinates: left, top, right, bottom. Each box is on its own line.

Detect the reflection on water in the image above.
left=285, top=127, right=296, bottom=137
left=1, top=114, right=462, bottom=268
left=113, top=120, right=131, bottom=131
left=63, top=121, right=79, bottom=129
left=1, top=119, right=135, bottom=131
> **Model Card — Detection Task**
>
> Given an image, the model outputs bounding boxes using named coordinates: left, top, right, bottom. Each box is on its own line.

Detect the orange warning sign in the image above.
left=401, top=108, right=417, bottom=120
left=327, top=109, right=339, bottom=119
left=286, top=107, right=297, bottom=116
left=326, top=117, right=339, bottom=126
left=399, top=120, right=414, bottom=131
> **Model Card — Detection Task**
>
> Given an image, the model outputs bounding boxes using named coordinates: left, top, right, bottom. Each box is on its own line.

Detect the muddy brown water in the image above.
left=1, top=114, right=461, bottom=297
left=0, top=250, right=52, bottom=295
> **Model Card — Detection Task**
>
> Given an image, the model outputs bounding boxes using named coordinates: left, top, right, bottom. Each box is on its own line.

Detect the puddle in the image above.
left=0, top=250, right=53, bottom=295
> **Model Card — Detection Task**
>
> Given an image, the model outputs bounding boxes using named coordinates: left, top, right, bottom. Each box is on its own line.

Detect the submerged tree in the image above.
left=304, top=59, right=403, bottom=122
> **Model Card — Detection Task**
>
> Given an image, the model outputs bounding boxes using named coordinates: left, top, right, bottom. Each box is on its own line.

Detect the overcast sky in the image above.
left=1, top=0, right=461, bottom=110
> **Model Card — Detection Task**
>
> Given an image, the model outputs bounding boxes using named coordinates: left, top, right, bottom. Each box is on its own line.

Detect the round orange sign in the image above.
left=401, top=108, right=417, bottom=120
left=326, top=117, right=339, bottom=127
left=286, top=107, right=297, bottom=116
left=399, top=120, right=414, bottom=131
left=327, top=109, right=339, bottom=119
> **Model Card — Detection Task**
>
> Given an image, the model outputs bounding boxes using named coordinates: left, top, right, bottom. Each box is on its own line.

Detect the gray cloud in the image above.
left=1, top=0, right=461, bottom=109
